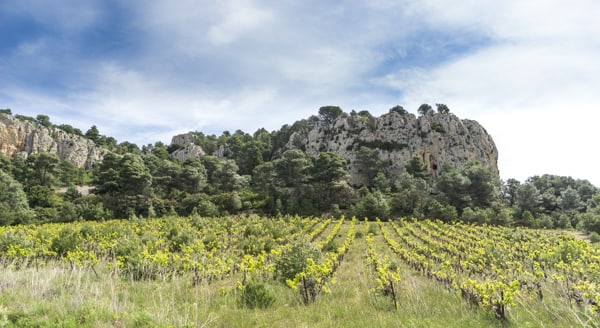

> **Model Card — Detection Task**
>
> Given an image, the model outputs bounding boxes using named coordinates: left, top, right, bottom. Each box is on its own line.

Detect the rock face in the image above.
left=0, top=113, right=107, bottom=168
left=170, top=132, right=206, bottom=162
left=281, top=111, right=498, bottom=186
left=168, top=111, right=498, bottom=186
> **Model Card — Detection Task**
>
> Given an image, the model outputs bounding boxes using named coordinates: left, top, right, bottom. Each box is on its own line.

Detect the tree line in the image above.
left=1, top=107, right=599, bottom=239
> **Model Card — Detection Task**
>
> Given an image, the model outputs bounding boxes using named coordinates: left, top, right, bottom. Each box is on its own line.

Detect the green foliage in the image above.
left=57, top=124, right=84, bottom=136
left=35, top=114, right=52, bottom=127
left=275, top=237, right=321, bottom=282
left=318, top=105, right=344, bottom=124
left=0, top=169, right=31, bottom=225
left=93, top=153, right=152, bottom=218
left=353, top=191, right=391, bottom=220
left=425, top=199, right=458, bottom=222
left=417, top=104, right=433, bottom=116
left=436, top=161, right=500, bottom=213
left=0, top=108, right=12, bottom=115
left=14, top=114, right=36, bottom=122
left=405, top=156, right=428, bottom=179
left=577, top=212, right=600, bottom=234
left=515, top=184, right=542, bottom=218
left=355, top=146, right=383, bottom=187
left=436, top=103, right=450, bottom=114
left=25, top=153, right=60, bottom=187
left=388, top=105, right=408, bottom=115
left=431, top=123, right=445, bottom=133
left=4, top=106, right=597, bottom=231
left=50, top=226, right=81, bottom=256
left=238, top=281, right=276, bottom=309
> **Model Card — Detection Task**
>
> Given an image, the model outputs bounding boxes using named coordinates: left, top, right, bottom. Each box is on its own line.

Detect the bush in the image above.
left=238, top=281, right=276, bottom=309
left=367, top=223, right=379, bottom=235
left=322, top=239, right=338, bottom=253
left=589, top=232, right=600, bottom=243
left=275, top=237, right=321, bottom=282
left=50, top=227, right=81, bottom=256
left=353, top=191, right=391, bottom=220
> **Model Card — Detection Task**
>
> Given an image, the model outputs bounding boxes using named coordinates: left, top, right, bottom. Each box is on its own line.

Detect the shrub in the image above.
left=431, top=123, right=445, bottom=133
left=238, top=281, right=276, bottom=309
left=322, top=239, right=338, bottom=253
left=367, top=223, right=379, bottom=235
left=589, top=232, right=600, bottom=243
left=275, top=237, right=321, bottom=282
left=50, top=227, right=81, bottom=256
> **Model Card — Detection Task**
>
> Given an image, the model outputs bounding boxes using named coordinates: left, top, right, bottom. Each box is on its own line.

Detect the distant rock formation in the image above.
left=169, top=109, right=498, bottom=186
left=280, top=111, right=498, bottom=185
left=0, top=113, right=107, bottom=168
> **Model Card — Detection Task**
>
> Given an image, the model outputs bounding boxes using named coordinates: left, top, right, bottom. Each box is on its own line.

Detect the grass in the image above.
left=0, top=221, right=596, bottom=327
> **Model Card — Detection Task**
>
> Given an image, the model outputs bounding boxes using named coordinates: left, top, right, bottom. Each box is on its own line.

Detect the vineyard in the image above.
left=0, top=216, right=599, bottom=327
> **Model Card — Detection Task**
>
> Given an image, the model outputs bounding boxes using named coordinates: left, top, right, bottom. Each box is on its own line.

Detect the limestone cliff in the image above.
left=281, top=111, right=498, bottom=186
left=170, top=110, right=498, bottom=186
left=0, top=113, right=107, bottom=168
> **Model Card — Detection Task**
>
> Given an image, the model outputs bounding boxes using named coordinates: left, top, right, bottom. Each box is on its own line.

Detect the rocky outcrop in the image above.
left=280, top=111, right=498, bottom=186
left=168, top=111, right=498, bottom=186
left=0, top=113, right=107, bottom=168
left=170, top=132, right=206, bottom=162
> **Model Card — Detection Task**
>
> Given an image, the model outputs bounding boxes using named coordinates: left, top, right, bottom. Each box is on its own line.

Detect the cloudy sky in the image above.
left=1, top=1, right=599, bottom=186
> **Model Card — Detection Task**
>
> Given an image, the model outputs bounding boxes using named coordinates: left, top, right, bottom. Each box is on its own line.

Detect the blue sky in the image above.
left=1, top=0, right=600, bottom=186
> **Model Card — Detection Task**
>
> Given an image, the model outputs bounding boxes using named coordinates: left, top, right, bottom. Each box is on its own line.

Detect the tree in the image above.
left=389, top=105, right=408, bottom=115
left=435, top=166, right=472, bottom=211
left=503, top=178, right=520, bottom=206
left=93, top=153, right=152, bottom=218
left=310, top=152, right=349, bottom=211
left=436, top=104, right=450, bottom=114
left=392, top=173, right=430, bottom=216
left=435, top=161, right=500, bottom=212
left=85, top=125, right=101, bottom=144
left=425, top=199, right=458, bottom=222
left=460, top=161, right=499, bottom=208
left=417, top=104, right=433, bottom=116
left=355, top=146, right=382, bottom=187
left=276, top=150, right=312, bottom=188
left=318, top=106, right=344, bottom=124
left=353, top=191, right=391, bottom=220
left=180, top=158, right=207, bottom=194
left=515, top=183, right=542, bottom=217
left=35, top=114, right=52, bottom=127
left=25, top=153, right=60, bottom=187
left=558, top=186, right=582, bottom=211
left=405, top=156, right=428, bottom=179
left=311, top=152, right=347, bottom=184
left=0, top=169, right=32, bottom=225
left=229, top=131, right=265, bottom=175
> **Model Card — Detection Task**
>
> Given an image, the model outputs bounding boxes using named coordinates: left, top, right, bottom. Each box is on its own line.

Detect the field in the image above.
left=0, top=216, right=599, bottom=327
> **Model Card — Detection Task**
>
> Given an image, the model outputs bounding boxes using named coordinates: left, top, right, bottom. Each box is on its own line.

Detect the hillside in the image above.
left=1, top=106, right=498, bottom=186
left=1, top=106, right=599, bottom=237
left=171, top=106, right=498, bottom=186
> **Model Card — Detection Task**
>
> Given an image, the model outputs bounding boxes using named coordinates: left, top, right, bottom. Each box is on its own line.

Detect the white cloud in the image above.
left=207, top=0, right=272, bottom=45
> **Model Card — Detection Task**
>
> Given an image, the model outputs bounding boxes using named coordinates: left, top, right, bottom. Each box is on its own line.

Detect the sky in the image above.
left=1, top=0, right=599, bottom=186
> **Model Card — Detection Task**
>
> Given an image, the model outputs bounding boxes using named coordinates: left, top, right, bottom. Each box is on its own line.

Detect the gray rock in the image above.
left=280, top=111, right=498, bottom=186
left=0, top=113, right=107, bottom=168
